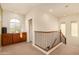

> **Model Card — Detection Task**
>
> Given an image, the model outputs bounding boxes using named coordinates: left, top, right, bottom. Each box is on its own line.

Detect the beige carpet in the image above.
left=50, top=38, right=79, bottom=55
left=0, top=42, right=44, bottom=55
left=50, top=44, right=79, bottom=55
left=0, top=39, right=79, bottom=55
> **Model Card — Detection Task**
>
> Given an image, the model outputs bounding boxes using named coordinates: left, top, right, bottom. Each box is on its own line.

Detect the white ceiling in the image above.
left=38, top=3, right=79, bottom=18
left=1, top=3, right=39, bottom=15
left=1, top=3, right=79, bottom=18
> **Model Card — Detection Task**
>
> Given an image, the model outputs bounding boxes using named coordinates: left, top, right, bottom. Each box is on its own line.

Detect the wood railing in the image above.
left=35, top=31, right=66, bottom=51
left=60, top=30, right=66, bottom=44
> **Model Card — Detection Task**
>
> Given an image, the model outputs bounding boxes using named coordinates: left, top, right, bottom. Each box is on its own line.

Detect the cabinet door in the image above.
left=13, top=33, right=20, bottom=43
left=2, top=34, right=13, bottom=46
left=21, top=32, right=27, bottom=41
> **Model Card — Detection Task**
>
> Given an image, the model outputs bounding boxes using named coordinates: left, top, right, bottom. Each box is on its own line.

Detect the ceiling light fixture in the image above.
left=49, top=9, right=53, bottom=12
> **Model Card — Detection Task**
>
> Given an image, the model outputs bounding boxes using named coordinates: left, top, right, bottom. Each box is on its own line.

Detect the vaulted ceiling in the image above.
left=1, top=3, right=79, bottom=18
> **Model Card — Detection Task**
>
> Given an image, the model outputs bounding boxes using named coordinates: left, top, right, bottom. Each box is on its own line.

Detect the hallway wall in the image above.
left=2, top=10, right=25, bottom=33
left=25, top=9, right=59, bottom=31
left=25, top=9, right=59, bottom=42
left=59, top=14, right=79, bottom=46
left=33, top=11, right=59, bottom=31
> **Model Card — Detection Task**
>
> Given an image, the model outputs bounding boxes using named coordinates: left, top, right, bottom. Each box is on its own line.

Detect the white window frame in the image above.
left=71, top=22, right=78, bottom=37
left=9, top=19, right=21, bottom=33
left=60, top=23, right=66, bottom=36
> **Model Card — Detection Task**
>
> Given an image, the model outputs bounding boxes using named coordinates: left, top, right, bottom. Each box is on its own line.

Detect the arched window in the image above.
left=10, top=19, right=20, bottom=33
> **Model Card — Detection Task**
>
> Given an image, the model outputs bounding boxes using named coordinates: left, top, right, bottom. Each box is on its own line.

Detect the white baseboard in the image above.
left=46, top=42, right=63, bottom=54
left=33, top=44, right=47, bottom=54
left=33, top=42, right=63, bottom=55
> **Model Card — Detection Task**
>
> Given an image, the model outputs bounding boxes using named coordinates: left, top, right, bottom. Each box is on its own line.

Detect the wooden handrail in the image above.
left=34, top=30, right=66, bottom=51
left=60, top=31, right=66, bottom=44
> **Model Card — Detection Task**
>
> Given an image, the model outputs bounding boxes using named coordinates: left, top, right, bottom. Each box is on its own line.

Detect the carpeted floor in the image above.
left=0, top=42, right=44, bottom=55
left=50, top=38, right=79, bottom=55
left=0, top=39, right=79, bottom=55
left=50, top=44, right=79, bottom=55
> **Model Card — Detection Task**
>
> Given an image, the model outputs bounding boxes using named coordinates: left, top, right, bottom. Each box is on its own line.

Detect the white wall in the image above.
left=59, top=14, right=79, bottom=45
left=2, top=10, right=25, bottom=33
left=33, top=11, right=59, bottom=31
left=25, top=10, right=59, bottom=31
left=25, top=9, right=59, bottom=42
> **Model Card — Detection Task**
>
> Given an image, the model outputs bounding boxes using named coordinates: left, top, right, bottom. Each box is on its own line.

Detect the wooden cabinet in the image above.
left=13, top=33, right=20, bottom=43
left=13, top=32, right=27, bottom=43
left=21, top=32, right=27, bottom=42
left=2, top=34, right=13, bottom=46
left=1, top=32, right=27, bottom=46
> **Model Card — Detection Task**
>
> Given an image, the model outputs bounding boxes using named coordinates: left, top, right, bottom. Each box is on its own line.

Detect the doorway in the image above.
left=28, top=19, right=33, bottom=43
